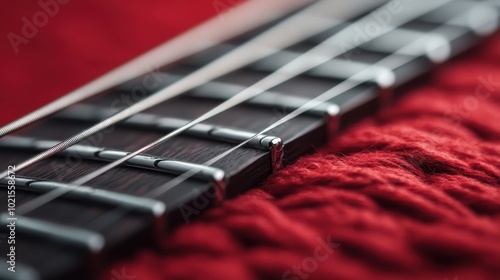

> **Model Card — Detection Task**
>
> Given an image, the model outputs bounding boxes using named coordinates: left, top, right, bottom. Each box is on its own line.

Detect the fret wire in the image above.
left=0, top=0, right=342, bottom=181
left=12, top=0, right=450, bottom=217
left=71, top=0, right=449, bottom=185
left=87, top=6, right=487, bottom=231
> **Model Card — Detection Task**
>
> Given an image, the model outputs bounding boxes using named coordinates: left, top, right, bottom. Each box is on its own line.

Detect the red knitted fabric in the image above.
left=98, top=40, right=500, bottom=280
left=1, top=2, right=500, bottom=280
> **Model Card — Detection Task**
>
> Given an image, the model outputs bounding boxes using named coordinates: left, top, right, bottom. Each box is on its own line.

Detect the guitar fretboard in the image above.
left=1, top=1, right=499, bottom=279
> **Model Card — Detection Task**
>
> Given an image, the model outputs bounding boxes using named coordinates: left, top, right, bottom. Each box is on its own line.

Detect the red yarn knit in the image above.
left=100, top=40, right=500, bottom=280
left=1, top=2, right=499, bottom=280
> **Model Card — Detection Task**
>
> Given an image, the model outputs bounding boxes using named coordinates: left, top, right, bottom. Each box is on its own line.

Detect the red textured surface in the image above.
left=2, top=2, right=500, bottom=280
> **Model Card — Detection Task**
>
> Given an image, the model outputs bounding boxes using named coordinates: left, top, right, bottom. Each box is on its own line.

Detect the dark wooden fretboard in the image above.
left=1, top=1, right=499, bottom=279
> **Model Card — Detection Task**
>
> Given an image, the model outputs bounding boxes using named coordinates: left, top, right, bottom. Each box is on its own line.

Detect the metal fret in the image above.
left=292, top=27, right=442, bottom=94
left=0, top=176, right=166, bottom=217
left=362, top=28, right=452, bottom=63
left=253, top=51, right=396, bottom=88
left=56, top=105, right=284, bottom=171
left=405, top=22, right=479, bottom=57
left=240, top=51, right=397, bottom=114
left=0, top=136, right=227, bottom=198
left=186, top=81, right=341, bottom=135
left=1, top=214, right=105, bottom=253
left=398, top=1, right=499, bottom=57
left=308, top=24, right=452, bottom=63
left=184, top=45, right=397, bottom=88
left=184, top=49, right=387, bottom=120
left=187, top=79, right=340, bottom=116
left=117, top=72, right=340, bottom=118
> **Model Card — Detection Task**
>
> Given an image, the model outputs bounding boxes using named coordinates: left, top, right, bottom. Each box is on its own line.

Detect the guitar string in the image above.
left=0, top=0, right=313, bottom=138
left=13, top=0, right=451, bottom=216
left=0, top=0, right=341, bottom=180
